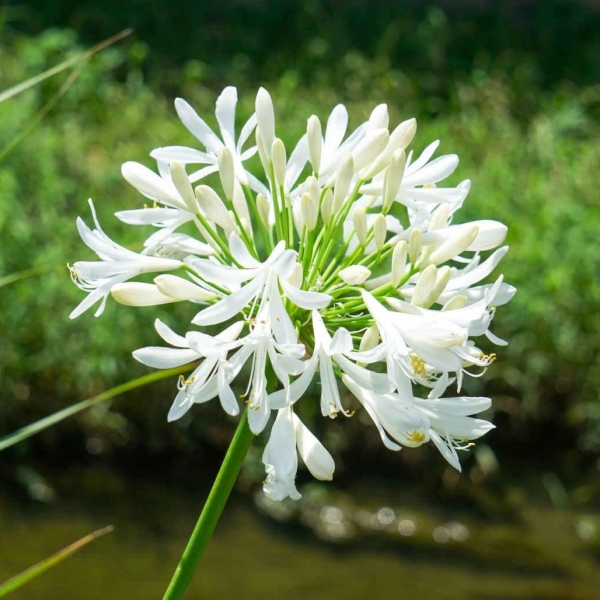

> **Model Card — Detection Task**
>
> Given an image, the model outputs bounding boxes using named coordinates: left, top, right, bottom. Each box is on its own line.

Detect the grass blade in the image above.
left=0, top=264, right=53, bottom=289
left=0, top=526, right=114, bottom=597
left=0, top=28, right=133, bottom=105
left=0, top=28, right=133, bottom=163
left=0, top=366, right=190, bottom=453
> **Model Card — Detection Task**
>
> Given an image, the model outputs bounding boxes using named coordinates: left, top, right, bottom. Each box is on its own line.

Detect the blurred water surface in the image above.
left=1, top=465, right=599, bottom=600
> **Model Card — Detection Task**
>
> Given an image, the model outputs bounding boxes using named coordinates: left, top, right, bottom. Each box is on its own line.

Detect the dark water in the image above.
left=1, top=463, right=599, bottom=600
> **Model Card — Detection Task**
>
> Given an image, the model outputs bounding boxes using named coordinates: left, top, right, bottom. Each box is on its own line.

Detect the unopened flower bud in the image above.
left=170, top=161, right=198, bottom=213
left=359, top=324, right=380, bottom=353
left=333, top=154, right=354, bottom=212
left=442, top=295, right=468, bottom=311
left=272, top=138, right=287, bottom=187
left=411, top=264, right=437, bottom=306
left=422, top=266, right=452, bottom=308
left=256, top=87, right=275, bottom=156
left=428, top=225, right=479, bottom=266
left=293, top=201, right=305, bottom=235
left=111, top=282, right=177, bottom=307
left=195, top=185, right=232, bottom=229
left=232, top=183, right=252, bottom=231
left=256, top=130, right=270, bottom=171
left=383, top=149, right=406, bottom=210
left=256, top=193, right=271, bottom=229
left=428, top=204, right=450, bottom=231
left=305, top=176, right=320, bottom=204
left=353, top=208, right=368, bottom=245
left=409, top=228, right=422, bottom=265
left=320, top=188, right=334, bottom=225
left=218, top=147, right=235, bottom=200
left=467, top=220, right=508, bottom=251
left=301, top=192, right=318, bottom=231
left=307, top=115, right=322, bottom=173
left=389, top=118, right=417, bottom=151
left=154, top=274, right=217, bottom=302
left=373, top=214, right=387, bottom=249
left=339, top=265, right=371, bottom=285
left=353, top=129, right=389, bottom=172
left=287, top=263, right=303, bottom=288
left=368, top=104, right=389, bottom=130
left=392, top=240, right=408, bottom=287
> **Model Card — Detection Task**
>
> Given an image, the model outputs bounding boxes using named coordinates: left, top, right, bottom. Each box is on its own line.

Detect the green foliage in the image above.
left=1, top=26, right=599, bottom=466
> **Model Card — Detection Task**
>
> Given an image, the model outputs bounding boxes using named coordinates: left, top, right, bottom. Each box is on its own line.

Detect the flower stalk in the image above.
left=162, top=409, right=255, bottom=600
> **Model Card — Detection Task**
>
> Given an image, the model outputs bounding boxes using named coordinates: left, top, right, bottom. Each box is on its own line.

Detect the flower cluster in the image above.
left=70, top=87, right=514, bottom=501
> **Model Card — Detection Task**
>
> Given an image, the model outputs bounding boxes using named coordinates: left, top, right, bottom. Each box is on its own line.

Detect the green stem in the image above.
left=162, top=409, right=255, bottom=600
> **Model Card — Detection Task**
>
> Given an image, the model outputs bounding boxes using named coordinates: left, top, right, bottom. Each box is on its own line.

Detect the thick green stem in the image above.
left=162, top=409, right=255, bottom=600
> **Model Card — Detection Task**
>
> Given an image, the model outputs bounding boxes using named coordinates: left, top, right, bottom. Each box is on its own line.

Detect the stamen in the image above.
left=411, top=354, right=428, bottom=378
left=177, top=375, right=196, bottom=391
left=407, top=430, right=426, bottom=444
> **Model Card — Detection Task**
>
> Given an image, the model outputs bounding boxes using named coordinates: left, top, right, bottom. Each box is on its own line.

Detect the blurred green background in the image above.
left=1, top=1, right=600, bottom=598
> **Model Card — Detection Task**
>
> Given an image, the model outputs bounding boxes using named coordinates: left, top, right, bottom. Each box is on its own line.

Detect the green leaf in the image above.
left=0, top=526, right=114, bottom=597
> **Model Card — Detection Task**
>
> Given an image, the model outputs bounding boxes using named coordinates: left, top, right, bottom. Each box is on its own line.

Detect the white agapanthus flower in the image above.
left=70, top=86, right=515, bottom=501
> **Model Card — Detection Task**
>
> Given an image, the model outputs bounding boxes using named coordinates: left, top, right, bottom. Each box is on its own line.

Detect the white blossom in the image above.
left=70, top=86, right=514, bottom=499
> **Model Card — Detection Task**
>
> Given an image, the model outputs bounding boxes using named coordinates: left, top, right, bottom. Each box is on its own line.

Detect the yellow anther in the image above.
left=411, top=355, right=427, bottom=377
left=479, top=352, right=497, bottom=364
left=178, top=374, right=196, bottom=391
left=423, top=183, right=437, bottom=189
left=407, top=430, right=426, bottom=444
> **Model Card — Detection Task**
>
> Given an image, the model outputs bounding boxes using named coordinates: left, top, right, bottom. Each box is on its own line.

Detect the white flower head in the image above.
left=70, top=86, right=514, bottom=499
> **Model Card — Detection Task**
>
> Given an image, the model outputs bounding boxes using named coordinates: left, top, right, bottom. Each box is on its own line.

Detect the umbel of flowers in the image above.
left=70, top=87, right=514, bottom=501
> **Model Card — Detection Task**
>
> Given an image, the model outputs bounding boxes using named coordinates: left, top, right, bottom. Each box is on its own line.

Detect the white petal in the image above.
left=485, top=329, right=508, bottom=346
left=237, top=113, right=258, bottom=153
left=115, top=207, right=181, bottom=225
left=292, top=413, right=335, bottom=480
left=445, top=247, right=509, bottom=291
left=329, top=328, right=353, bottom=355
left=133, top=347, right=198, bottom=369
left=121, top=162, right=186, bottom=210
left=286, top=134, right=309, bottom=189
left=217, top=366, right=239, bottom=416
left=341, top=375, right=401, bottom=451
left=262, top=408, right=301, bottom=501
left=154, top=318, right=189, bottom=348
left=229, top=232, right=261, bottom=268
left=430, top=430, right=461, bottom=471
left=414, top=396, right=491, bottom=416
left=167, top=389, right=195, bottom=422
left=248, top=398, right=271, bottom=435
left=151, top=146, right=214, bottom=165
left=192, top=275, right=264, bottom=326
left=280, top=279, right=332, bottom=309
left=174, top=98, right=223, bottom=155
left=323, top=104, right=348, bottom=155
left=215, top=86, right=237, bottom=149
